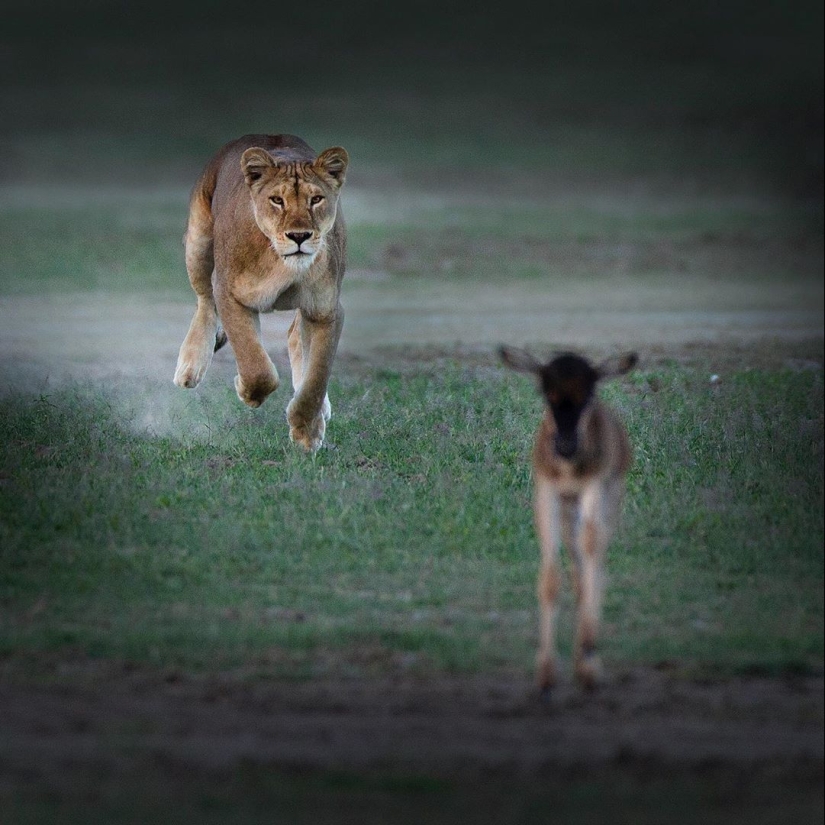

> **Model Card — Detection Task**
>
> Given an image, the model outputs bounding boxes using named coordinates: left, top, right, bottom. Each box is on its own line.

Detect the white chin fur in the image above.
left=276, top=248, right=316, bottom=269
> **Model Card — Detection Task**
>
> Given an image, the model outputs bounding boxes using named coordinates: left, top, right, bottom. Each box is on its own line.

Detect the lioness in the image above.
left=173, top=133, right=349, bottom=452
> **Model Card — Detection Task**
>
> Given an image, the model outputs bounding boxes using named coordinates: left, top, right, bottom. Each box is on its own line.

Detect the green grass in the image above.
left=1, top=359, right=822, bottom=680
left=0, top=197, right=186, bottom=295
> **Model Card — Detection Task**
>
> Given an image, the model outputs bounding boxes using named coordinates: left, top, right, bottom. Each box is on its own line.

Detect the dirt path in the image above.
left=1, top=664, right=821, bottom=823
left=2, top=668, right=821, bottom=778
left=0, top=280, right=822, bottom=387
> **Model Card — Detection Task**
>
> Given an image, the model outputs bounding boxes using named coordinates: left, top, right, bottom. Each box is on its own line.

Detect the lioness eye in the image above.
left=269, top=196, right=284, bottom=207
left=310, top=195, right=324, bottom=205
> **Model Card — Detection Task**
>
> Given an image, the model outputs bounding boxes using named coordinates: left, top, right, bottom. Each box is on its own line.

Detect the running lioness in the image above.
left=173, top=133, right=349, bottom=452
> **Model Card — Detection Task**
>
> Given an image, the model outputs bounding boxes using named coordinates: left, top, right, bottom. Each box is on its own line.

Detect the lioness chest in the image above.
left=227, top=250, right=332, bottom=314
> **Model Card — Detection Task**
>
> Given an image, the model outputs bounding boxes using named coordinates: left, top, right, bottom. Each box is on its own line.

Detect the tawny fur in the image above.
left=500, top=347, right=637, bottom=694
left=173, top=134, right=348, bottom=452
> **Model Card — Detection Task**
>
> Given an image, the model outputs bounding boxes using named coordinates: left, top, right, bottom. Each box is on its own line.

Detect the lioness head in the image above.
left=241, top=146, right=349, bottom=269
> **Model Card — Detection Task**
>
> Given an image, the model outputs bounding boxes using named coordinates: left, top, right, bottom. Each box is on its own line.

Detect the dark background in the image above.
left=1, top=0, right=822, bottom=199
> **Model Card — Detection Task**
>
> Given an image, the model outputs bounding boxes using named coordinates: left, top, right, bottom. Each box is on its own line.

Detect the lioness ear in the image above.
left=597, top=352, right=639, bottom=379
left=499, top=345, right=542, bottom=376
left=314, top=147, right=349, bottom=186
left=241, top=148, right=278, bottom=187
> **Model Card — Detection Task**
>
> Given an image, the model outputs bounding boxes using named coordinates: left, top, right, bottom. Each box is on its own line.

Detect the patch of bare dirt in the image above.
left=1, top=665, right=822, bottom=822
left=0, top=282, right=822, bottom=392
left=1, top=666, right=821, bottom=782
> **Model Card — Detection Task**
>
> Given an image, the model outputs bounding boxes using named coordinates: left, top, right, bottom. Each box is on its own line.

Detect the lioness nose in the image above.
left=286, top=231, right=312, bottom=246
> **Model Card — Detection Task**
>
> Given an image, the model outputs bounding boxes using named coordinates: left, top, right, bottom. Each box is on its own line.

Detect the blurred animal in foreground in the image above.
left=499, top=346, right=638, bottom=696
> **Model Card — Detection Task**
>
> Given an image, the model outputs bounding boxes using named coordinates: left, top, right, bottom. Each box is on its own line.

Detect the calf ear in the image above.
left=597, top=352, right=638, bottom=379
left=314, top=147, right=349, bottom=186
left=241, top=148, right=278, bottom=188
left=498, top=345, right=542, bottom=375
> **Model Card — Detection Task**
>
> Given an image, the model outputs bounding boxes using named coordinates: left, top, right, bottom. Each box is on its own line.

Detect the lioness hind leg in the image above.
left=288, top=311, right=332, bottom=425
left=286, top=309, right=343, bottom=451
left=287, top=312, right=305, bottom=391
left=174, top=198, right=219, bottom=389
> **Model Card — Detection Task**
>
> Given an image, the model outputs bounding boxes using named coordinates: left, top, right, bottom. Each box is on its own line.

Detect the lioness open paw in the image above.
left=174, top=348, right=212, bottom=388
left=288, top=414, right=326, bottom=453
left=234, top=372, right=279, bottom=408
left=286, top=399, right=326, bottom=452
left=174, top=362, right=205, bottom=389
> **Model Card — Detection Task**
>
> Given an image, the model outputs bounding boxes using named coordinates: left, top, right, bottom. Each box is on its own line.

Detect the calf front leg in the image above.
left=533, top=475, right=562, bottom=697
left=286, top=306, right=343, bottom=452
left=216, top=288, right=279, bottom=408
left=573, top=485, right=609, bottom=690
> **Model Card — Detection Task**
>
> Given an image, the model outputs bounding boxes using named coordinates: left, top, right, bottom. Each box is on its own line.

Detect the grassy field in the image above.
left=1, top=353, right=823, bottom=681
left=0, top=1, right=823, bottom=822
left=1, top=344, right=823, bottom=824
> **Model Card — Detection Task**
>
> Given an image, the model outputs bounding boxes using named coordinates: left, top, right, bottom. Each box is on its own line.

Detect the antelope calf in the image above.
left=499, top=346, right=638, bottom=695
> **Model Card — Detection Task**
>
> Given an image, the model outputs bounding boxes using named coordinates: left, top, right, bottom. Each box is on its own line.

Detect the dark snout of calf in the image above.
left=540, top=362, right=598, bottom=461
left=548, top=398, right=589, bottom=458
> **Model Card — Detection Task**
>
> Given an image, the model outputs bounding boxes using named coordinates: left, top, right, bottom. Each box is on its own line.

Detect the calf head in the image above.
left=499, top=347, right=638, bottom=459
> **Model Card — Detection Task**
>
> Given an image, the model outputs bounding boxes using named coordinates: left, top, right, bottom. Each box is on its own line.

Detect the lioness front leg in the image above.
left=216, top=289, right=279, bottom=408
left=286, top=307, right=343, bottom=452
left=174, top=297, right=219, bottom=388
left=174, top=221, right=219, bottom=389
